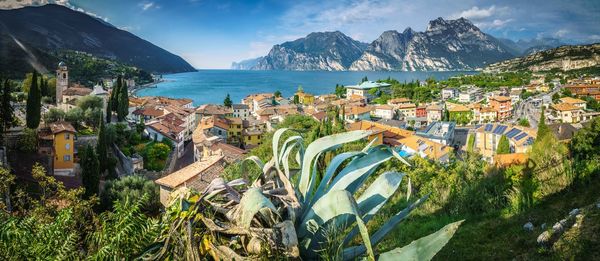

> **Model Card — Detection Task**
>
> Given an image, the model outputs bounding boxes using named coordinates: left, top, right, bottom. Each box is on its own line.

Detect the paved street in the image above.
left=173, top=141, right=194, bottom=171
left=511, top=84, right=562, bottom=129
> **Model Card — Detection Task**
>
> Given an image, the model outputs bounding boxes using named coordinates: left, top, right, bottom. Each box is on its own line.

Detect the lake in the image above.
left=136, top=70, right=475, bottom=106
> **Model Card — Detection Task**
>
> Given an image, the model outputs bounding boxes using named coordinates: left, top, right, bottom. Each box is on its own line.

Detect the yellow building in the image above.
left=243, top=129, right=263, bottom=148
left=50, top=122, right=76, bottom=175
left=226, top=117, right=243, bottom=145
left=296, top=91, right=315, bottom=105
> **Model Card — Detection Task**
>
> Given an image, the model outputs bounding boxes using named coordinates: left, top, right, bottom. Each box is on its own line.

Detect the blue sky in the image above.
left=2, top=0, right=599, bottom=69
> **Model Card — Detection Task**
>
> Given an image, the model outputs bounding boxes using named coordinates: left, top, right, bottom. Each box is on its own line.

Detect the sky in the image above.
left=1, top=0, right=599, bottom=69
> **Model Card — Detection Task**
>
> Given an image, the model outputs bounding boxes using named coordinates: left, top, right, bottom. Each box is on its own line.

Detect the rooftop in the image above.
left=346, top=81, right=391, bottom=90
left=155, top=155, right=224, bottom=188
left=49, top=121, right=76, bottom=134
left=489, top=96, right=512, bottom=102
left=551, top=103, right=581, bottom=111
left=559, top=97, right=586, bottom=104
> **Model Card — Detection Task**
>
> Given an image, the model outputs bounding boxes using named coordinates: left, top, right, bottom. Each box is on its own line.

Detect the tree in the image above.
left=0, top=166, right=15, bottom=212
left=111, top=76, right=122, bottom=112
left=117, top=82, right=129, bottom=121
left=0, top=79, right=16, bottom=142
left=26, top=71, right=41, bottom=129
left=496, top=135, right=510, bottom=155
left=297, top=85, right=303, bottom=93
left=43, top=108, right=65, bottom=123
left=105, top=98, right=112, bottom=123
left=274, top=90, right=282, bottom=98
left=100, top=175, right=161, bottom=214
left=18, top=128, right=38, bottom=152
left=223, top=93, right=232, bottom=108
left=536, top=108, right=550, bottom=142
left=40, top=77, right=49, bottom=97
left=443, top=104, right=450, bottom=121
left=65, top=107, right=84, bottom=129
left=77, top=95, right=103, bottom=111
left=293, top=94, right=299, bottom=104
left=81, top=144, right=100, bottom=198
left=335, top=84, right=346, bottom=98
left=360, top=76, right=368, bottom=83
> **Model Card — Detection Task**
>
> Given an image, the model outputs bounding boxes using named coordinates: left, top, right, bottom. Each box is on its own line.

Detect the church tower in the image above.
left=56, top=61, right=68, bottom=104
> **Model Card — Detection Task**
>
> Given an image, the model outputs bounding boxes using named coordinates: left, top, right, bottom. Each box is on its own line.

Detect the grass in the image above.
left=373, top=175, right=600, bottom=260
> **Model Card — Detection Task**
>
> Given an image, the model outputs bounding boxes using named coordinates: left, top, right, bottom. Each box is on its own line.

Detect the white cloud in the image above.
left=141, top=2, right=154, bottom=11
left=453, top=6, right=497, bottom=20
left=476, top=19, right=514, bottom=29
left=553, top=29, right=569, bottom=38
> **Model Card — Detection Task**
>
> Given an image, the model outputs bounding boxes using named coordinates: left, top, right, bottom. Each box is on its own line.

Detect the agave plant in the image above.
left=143, top=129, right=462, bottom=260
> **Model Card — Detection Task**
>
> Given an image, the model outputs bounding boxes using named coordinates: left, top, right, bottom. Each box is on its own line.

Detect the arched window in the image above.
left=62, top=73, right=66, bottom=79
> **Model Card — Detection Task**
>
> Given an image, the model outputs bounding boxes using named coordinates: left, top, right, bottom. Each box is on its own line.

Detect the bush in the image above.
left=43, top=108, right=65, bottom=123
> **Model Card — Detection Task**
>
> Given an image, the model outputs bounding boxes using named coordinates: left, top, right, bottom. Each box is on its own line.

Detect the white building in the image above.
left=458, top=88, right=482, bottom=103
left=372, top=105, right=395, bottom=120
left=232, top=104, right=251, bottom=120
left=441, top=88, right=458, bottom=100
left=345, top=81, right=391, bottom=102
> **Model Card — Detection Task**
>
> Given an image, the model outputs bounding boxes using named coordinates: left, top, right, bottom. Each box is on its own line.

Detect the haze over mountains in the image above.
left=0, top=4, right=195, bottom=75
left=232, top=17, right=573, bottom=71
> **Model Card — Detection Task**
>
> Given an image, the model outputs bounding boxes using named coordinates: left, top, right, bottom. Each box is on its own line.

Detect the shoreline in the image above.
left=130, top=79, right=164, bottom=96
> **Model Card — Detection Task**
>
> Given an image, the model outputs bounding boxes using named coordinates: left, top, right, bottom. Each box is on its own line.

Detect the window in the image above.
left=62, top=73, right=66, bottom=79
left=65, top=133, right=70, bottom=140
left=65, top=143, right=70, bottom=150
left=64, top=155, right=71, bottom=161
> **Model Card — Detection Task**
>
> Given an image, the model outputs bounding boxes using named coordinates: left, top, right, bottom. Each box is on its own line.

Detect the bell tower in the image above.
left=56, top=61, right=68, bottom=104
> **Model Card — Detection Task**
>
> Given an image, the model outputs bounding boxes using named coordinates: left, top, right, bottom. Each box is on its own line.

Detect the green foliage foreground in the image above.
left=141, top=129, right=462, bottom=260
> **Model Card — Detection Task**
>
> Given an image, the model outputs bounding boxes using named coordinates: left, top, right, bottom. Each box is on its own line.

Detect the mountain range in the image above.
left=485, top=43, right=600, bottom=72
left=0, top=4, right=195, bottom=76
left=232, top=18, right=569, bottom=71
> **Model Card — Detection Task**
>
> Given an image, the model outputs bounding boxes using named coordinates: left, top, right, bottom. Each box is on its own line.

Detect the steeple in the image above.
left=56, top=61, right=68, bottom=104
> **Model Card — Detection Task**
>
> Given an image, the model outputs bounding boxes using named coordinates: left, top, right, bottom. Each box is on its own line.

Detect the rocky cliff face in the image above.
left=350, top=17, right=514, bottom=71
left=485, top=43, right=600, bottom=72
left=231, top=57, right=262, bottom=70
left=241, top=31, right=367, bottom=71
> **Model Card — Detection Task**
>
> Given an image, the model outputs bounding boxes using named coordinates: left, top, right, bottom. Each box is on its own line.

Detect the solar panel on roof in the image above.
left=485, top=124, right=493, bottom=132
left=493, top=125, right=507, bottom=134
left=505, top=128, right=521, bottom=138
left=525, top=137, right=535, bottom=145
left=515, top=133, right=527, bottom=141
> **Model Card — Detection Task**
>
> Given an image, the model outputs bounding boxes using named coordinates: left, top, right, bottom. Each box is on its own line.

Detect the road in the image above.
left=510, top=84, right=562, bottom=129
left=173, top=141, right=194, bottom=171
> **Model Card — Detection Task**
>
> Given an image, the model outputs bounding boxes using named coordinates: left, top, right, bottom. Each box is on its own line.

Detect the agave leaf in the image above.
left=281, top=140, right=301, bottom=179
left=278, top=135, right=303, bottom=164
left=342, top=193, right=430, bottom=260
left=298, top=130, right=372, bottom=202
left=362, top=136, right=378, bottom=153
left=327, top=147, right=393, bottom=195
left=341, top=172, right=404, bottom=246
left=378, top=220, right=464, bottom=261
left=241, top=156, right=265, bottom=182
left=297, top=190, right=374, bottom=260
left=406, top=176, right=412, bottom=201
left=272, top=128, right=290, bottom=171
left=235, top=188, right=277, bottom=229
left=309, top=151, right=365, bottom=206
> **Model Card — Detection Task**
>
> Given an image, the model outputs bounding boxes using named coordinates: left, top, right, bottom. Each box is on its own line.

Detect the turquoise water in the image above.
left=136, top=70, right=475, bottom=106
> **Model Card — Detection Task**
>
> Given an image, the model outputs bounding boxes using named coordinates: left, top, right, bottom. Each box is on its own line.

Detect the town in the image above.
left=1, top=57, right=600, bottom=259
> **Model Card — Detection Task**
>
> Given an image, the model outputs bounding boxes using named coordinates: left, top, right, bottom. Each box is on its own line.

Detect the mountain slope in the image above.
left=0, top=4, right=195, bottom=74
left=350, top=17, right=514, bottom=71
left=249, top=31, right=368, bottom=71
left=485, top=43, right=600, bottom=72
left=231, top=57, right=262, bottom=70
left=498, top=37, right=566, bottom=55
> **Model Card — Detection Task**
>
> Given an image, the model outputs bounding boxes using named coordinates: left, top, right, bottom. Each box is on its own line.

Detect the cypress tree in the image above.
left=105, top=98, right=112, bottom=123
left=0, top=79, right=16, bottom=142
left=81, top=144, right=100, bottom=198
left=26, top=71, right=41, bottom=129
left=223, top=93, right=232, bottom=107
left=111, top=76, right=122, bottom=112
left=496, top=135, right=511, bottom=155
left=117, top=81, right=129, bottom=121
left=536, top=107, right=550, bottom=141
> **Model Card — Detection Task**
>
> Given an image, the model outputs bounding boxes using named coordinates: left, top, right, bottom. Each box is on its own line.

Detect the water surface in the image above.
left=137, top=70, right=475, bottom=106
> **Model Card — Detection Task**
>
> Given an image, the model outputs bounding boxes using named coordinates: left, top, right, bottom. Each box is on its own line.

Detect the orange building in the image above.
left=489, top=96, right=512, bottom=121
